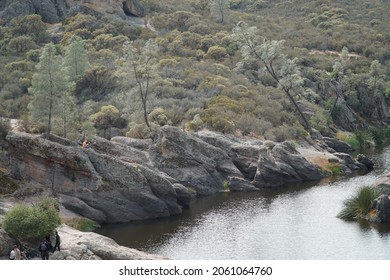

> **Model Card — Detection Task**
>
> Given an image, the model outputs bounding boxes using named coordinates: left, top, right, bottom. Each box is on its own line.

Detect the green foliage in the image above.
left=354, top=130, right=373, bottom=150
left=126, top=123, right=160, bottom=140
left=9, top=14, right=48, bottom=43
left=325, top=163, right=342, bottom=175
left=369, top=126, right=390, bottom=144
left=336, top=131, right=359, bottom=150
left=188, top=114, right=204, bottom=131
left=337, top=186, right=380, bottom=221
left=89, top=105, right=126, bottom=139
left=63, top=217, right=100, bottom=232
left=74, top=65, right=116, bottom=102
left=7, top=36, right=37, bottom=55
left=204, top=46, right=228, bottom=60
left=28, top=43, right=75, bottom=138
left=0, top=0, right=389, bottom=141
left=63, top=35, right=90, bottom=81
left=210, top=0, right=229, bottom=24
left=3, top=197, right=61, bottom=239
left=149, top=108, right=169, bottom=126
left=118, top=39, right=160, bottom=128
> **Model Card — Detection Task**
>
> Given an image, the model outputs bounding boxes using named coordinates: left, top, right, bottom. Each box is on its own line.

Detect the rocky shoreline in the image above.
left=0, top=126, right=380, bottom=259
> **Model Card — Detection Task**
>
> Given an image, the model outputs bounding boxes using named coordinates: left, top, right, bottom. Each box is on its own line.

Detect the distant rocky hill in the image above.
left=0, top=0, right=145, bottom=23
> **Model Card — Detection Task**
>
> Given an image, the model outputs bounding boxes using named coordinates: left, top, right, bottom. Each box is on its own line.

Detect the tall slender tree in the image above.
left=232, top=22, right=312, bottom=132
left=118, top=39, right=159, bottom=128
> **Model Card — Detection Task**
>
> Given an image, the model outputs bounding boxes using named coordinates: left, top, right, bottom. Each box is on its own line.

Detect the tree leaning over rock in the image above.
left=231, top=22, right=312, bottom=133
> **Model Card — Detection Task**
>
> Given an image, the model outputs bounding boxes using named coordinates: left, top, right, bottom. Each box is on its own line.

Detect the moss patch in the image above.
left=62, top=217, right=100, bottom=232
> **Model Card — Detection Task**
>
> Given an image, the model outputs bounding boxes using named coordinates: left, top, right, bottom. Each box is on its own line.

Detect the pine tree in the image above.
left=53, top=90, right=80, bottom=138
left=28, top=43, right=76, bottom=138
left=63, top=35, right=90, bottom=82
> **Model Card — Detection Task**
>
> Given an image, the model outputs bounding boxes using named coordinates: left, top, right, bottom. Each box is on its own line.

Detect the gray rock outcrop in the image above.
left=0, top=0, right=146, bottom=23
left=6, top=132, right=182, bottom=223
left=323, top=137, right=353, bottom=153
left=252, top=142, right=324, bottom=188
left=151, top=127, right=243, bottom=195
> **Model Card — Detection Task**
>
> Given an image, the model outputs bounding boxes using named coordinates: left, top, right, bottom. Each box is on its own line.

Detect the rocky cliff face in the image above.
left=0, top=0, right=145, bottom=23
left=4, top=126, right=373, bottom=223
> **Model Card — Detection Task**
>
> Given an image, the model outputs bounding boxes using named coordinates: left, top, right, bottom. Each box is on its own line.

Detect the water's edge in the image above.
left=95, top=146, right=390, bottom=259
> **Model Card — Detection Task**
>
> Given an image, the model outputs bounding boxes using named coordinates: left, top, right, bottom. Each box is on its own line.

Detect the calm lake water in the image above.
left=95, top=146, right=390, bottom=260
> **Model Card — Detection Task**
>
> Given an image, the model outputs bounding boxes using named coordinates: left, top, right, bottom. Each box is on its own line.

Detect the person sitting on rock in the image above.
left=82, top=140, right=90, bottom=149
left=11, top=245, right=21, bottom=260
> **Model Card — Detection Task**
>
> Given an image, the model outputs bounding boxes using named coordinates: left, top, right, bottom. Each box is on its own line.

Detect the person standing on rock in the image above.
left=38, top=239, right=50, bottom=260
left=52, top=230, right=61, bottom=252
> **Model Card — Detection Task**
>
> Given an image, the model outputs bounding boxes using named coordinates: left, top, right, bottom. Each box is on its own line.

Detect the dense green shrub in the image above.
left=337, top=186, right=379, bottom=221
left=149, top=107, right=169, bottom=126
left=3, top=197, right=61, bottom=239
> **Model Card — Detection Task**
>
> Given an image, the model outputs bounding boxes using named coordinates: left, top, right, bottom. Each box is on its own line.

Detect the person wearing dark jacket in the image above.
left=38, top=239, right=50, bottom=260
left=52, top=230, right=61, bottom=252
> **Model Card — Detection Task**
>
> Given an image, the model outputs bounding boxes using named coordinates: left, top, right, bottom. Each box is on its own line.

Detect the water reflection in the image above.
left=95, top=145, right=390, bottom=259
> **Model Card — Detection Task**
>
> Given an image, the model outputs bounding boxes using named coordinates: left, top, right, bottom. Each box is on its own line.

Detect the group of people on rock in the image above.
left=9, top=230, right=61, bottom=260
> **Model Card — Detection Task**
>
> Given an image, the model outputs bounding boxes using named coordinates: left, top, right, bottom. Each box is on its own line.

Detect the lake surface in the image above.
left=95, top=146, right=390, bottom=259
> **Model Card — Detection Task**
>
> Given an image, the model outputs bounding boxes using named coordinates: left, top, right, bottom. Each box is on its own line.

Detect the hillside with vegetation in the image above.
left=0, top=0, right=389, bottom=142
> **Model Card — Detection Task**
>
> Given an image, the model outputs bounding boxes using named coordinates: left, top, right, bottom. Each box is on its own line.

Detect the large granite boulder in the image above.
left=51, top=224, right=165, bottom=260
left=252, top=142, right=324, bottom=188
left=195, top=130, right=262, bottom=181
left=323, top=137, right=353, bottom=153
left=151, top=126, right=243, bottom=195
left=0, top=0, right=146, bottom=23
